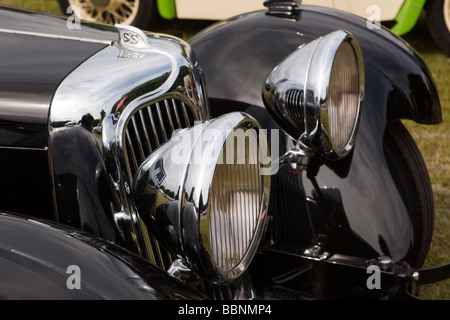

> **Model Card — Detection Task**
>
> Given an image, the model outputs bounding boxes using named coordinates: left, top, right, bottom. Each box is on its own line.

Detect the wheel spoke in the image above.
left=110, top=10, right=125, bottom=23
left=445, top=0, right=450, bottom=31
left=68, top=0, right=140, bottom=25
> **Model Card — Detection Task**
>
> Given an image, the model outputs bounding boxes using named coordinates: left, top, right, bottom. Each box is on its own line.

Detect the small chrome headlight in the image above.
left=263, top=30, right=364, bottom=160
left=133, top=112, right=270, bottom=281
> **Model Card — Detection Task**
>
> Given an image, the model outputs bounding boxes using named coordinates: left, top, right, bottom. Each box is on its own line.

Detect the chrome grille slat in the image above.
left=138, top=109, right=153, bottom=154
left=146, top=107, right=160, bottom=147
left=155, top=102, right=168, bottom=142
left=131, top=116, right=146, bottom=163
left=125, top=129, right=139, bottom=173
left=171, top=99, right=183, bottom=128
left=181, top=102, right=191, bottom=127
left=164, top=99, right=175, bottom=133
left=126, top=98, right=197, bottom=178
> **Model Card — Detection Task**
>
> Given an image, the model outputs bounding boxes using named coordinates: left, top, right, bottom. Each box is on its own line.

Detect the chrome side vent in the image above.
left=284, top=89, right=305, bottom=132
left=125, top=98, right=196, bottom=178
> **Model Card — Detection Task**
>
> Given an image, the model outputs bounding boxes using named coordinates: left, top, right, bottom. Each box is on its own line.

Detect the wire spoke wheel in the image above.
left=426, top=0, right=450, bottom=56
left=444, top=0, right=450, bottom=31
left=68, top=0, right=140, bottom=25
left=383, top=121, right=434, bottom=269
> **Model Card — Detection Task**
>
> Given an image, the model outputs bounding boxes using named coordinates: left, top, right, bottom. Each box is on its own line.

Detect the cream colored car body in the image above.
left=174, top=0, right=404, bottom=21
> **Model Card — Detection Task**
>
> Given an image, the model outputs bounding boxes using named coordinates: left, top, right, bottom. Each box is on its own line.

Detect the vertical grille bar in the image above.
left=155, top=102, right=168, bottom=142
left=171, top=99, right=183, bottom=129
left=125, top=129, right=139, bottom=174
left=164, top=99, right=175, bottom=134
left=181, top=102, right=191, bottom=127
left=146, top=107, right=160, bottom=148
left=131, top=116, right=146, bottom=163
left=138, top=109, right=153, bottom=155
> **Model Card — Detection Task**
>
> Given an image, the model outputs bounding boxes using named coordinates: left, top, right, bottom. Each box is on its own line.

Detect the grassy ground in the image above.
left=401, top=16, right=450, bottom=300
left=1, top=0, right=60, bottom=13
left=1, top=0, right=449, bottom=299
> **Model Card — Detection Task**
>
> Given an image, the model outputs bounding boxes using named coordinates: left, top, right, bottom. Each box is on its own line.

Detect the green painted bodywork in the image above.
left=156, top=0, right=176, bottom=20
left=391, top=0, right=427, bottom=35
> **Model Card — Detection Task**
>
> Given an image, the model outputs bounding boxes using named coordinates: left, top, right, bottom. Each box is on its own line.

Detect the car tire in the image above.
left=58, top=0, right=161, bottom=30
left=383, top=121, right=434, bottom=269
left=426, top=0, right=450, bottom=56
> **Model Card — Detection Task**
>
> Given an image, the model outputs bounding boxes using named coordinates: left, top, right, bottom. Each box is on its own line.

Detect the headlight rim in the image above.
left=263, top=29, right=365, bottom=161
left=314, top=32, right=365, bottom=159
left=181, top=114, right=270, bottom=282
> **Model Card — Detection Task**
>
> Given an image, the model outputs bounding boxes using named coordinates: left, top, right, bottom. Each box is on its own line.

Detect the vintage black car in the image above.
left=0, top=1, right=448, bottom=300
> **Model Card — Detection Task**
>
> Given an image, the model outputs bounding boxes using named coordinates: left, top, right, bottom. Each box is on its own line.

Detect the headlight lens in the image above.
left=208, top=127, right=263, bottom=276
left=327, top=41, right=361, bottom=154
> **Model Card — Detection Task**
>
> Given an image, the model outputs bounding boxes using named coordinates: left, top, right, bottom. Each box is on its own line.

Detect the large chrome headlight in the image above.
left=263, top=30, right=364, bottom=160
left=132, top=112, right=270, bottom=281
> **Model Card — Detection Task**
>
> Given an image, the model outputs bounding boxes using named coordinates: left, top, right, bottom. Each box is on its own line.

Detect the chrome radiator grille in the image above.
left=123, top=98, right=197, bottom=269
left=125, top=98, right=196, bottom=178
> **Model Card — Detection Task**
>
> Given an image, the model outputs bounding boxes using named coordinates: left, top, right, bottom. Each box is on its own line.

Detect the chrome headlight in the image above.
left=263, top=30, right=364, bottom=160
left=133, top=112, right=270, bottom=281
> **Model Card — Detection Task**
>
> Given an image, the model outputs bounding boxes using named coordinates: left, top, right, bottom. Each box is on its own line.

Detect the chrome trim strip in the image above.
left=0, top=146, right=48, bottom=151
left=0, top=28, right=112, bottom=44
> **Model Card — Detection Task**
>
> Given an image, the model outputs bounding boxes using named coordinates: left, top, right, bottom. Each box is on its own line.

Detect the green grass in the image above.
left=2, top=0, right=449, bottom=300
left=401, top=15, right=450, bottom=300
left=0, top=0, right=61, bottom=14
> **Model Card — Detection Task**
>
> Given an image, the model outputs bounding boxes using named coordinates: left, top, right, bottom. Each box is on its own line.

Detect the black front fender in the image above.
left=189, top=6, right=442, bottom=261
left=0, top=212, right=205, bottom=299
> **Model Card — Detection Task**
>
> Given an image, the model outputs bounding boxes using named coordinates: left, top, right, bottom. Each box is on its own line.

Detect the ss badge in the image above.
left=115, top=24, right=152, bottom=51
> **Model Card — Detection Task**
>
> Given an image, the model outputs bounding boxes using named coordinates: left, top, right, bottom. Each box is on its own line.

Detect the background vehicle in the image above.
left=58, top=0, right=450, bottom=56
left=0, top=0, right=448, bottom=300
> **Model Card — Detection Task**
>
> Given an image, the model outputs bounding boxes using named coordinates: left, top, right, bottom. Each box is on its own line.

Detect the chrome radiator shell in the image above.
left=49, top=29, right=209, bottom=268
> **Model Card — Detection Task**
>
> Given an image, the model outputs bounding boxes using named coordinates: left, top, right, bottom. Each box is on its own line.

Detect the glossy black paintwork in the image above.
left=0, top=6, right=122, bottom=222
left=0, top=6, right=117, bottom=149
left=190, top=7, right=441, bottom=125
left=51, top=126, right=122, bottom=244
left=0, top=5, right=443, bottom=299
left=250, top=248, right=415, bottom=299
left=0, top=149, right=54, bottom=220
left=0, top=212, right=205, bottom=299
left=189, top=7, right=442, bottom=262
left=0, top=33, right=102, bottom=148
